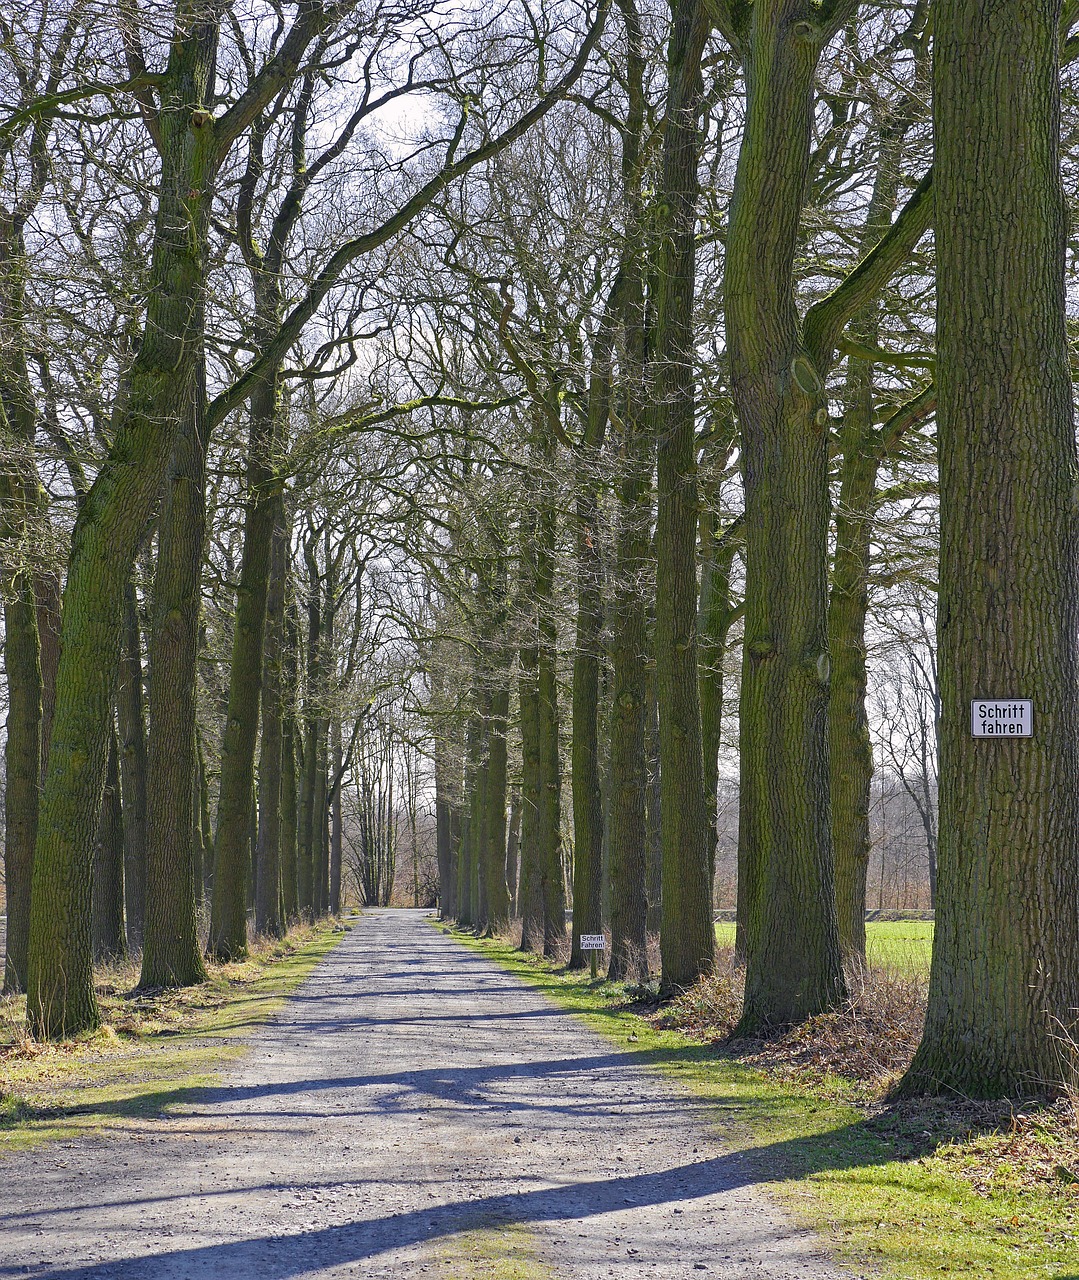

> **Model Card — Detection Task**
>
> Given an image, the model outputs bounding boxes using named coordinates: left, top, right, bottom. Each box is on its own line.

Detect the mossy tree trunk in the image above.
left=92, top=725, right=126, bottom=963
left=697, top=506, right=740, bottom=895
left=254, top=504, right=288, bottom=938
left=434, top=725, right=459, bottom=920
left=653, top=0, right=715, bottom=993
left=899, top=0, right=1079, bottom=1098
left=118, top=581, right=148, bottom=950
left=26, top=7, right=220, bottom=1037
left=140, top=331, right=210, bottom=989
left=482, top=552, right=511, bottom=935
left=0, top=370, right=42, bottom=994
left=569, top=305, right=614, bottom=967
left=722, top=0, right=856, bottom=1030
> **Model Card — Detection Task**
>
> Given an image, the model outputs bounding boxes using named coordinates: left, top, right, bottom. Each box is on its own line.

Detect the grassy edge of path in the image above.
left=0, top=917, right=350, bottom=1156
left=440, top=922, right=1079, bottom=1280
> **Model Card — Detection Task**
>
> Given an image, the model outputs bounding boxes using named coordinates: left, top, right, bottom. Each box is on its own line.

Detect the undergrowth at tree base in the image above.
left=445, top=918, right=1079, bottom=1278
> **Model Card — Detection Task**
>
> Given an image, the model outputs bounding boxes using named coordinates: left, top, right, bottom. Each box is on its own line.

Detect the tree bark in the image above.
left=118, top=580, right=148, bottom=950
left=653, top=0, right=714, bottom=993
left=2, top=563, right=41, bottom=995
left=254, top=505, right=287, bottom=937
left=26, top=7, right=220, bottom=1036
left=208, top=347, right=285, bottom=958
left=727, top=1, right=845, bottom=1029
left=92, top=725, right=126, bottom=963
left=434, top=726, right=459, bottom=920
left=140, top=334, right=209, bottom=989
left=899, top=0, right=1079, bottom=1098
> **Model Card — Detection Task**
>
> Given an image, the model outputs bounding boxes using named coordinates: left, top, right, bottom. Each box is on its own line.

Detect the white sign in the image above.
left=971, top=699, right=1033, bottom=738
left=579, top=934, right=606, bottom=951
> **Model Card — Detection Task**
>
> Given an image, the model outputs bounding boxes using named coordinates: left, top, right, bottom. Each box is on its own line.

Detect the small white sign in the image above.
left=971, top=699, right=1033, bottom=738
left=579, top=934, right=606, bottom=951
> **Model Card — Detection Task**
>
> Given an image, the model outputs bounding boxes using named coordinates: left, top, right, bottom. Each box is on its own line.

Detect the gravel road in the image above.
left=0, top=909, right=855, bottom=1279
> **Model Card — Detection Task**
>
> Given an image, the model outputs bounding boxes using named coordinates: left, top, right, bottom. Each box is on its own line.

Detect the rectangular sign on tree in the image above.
left=970, top=699, right=1033, bottom=738
left=579, top=934, right=606, bottom=950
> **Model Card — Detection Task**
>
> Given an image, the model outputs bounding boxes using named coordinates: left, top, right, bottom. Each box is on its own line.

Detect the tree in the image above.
left=899, top=0, right=1079, bottom=1098
left=652, top=0, right=714, bottom=992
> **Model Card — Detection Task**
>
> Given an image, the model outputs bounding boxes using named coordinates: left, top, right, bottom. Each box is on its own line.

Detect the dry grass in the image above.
left=0, top=921, right=336, bottom=1057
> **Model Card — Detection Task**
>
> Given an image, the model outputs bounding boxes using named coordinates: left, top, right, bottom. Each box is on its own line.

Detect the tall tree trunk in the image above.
left=828, top=114, right=919, bottom=965
left=254, top=507, right=287, bottom=938
left=518, top=640, right=545, bottom=952
left=280, top=708, right=299, bottom=923
left=727, top=1, right=845, bottom=1030
left=26, top=8, right=220, bottom=1036
left=483, top=683, right=510, bottom=934
left=568, top=304, right=614, bottom=966
left=505, top=787, right=521, bottom=917
left=434, top=728, right=459, bottom=920
left=140, top=336, right=209, bottom=989
left=653, top=0, right=714, bottom=993
left=34, top=569, right=61, bottom=777
left=2, top=562, right=41, bottom=995
left=118, top=580, right=148, bottom=949
left=330, top=719, right=343, bottom=915
left=569, top=481, right=604, bottom=965
left=607, top=438, right=651, bottom=981
left=698, top=509, right=738, bottom=899
left=899, top=0, right=1079, bottom=1098
left=535, top=502, right=566, bottom=958
left=92, top=725, right=126, bottom=963
left=208, top=350, right=284, bottom=959
left=644, top=669, right=662, bottom=934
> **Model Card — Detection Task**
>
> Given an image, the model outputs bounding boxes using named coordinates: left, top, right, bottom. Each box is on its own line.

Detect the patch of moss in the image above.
left=436, top=1222, right=555, bottom=1279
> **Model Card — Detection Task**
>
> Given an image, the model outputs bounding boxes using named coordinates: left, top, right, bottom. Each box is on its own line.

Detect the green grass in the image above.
left=436, top=1223, right=555, bottom=1279
left=0, top=920, right=347, bottom=1155
left=444, top=925, right=1079, bottom=1280
left=715, top=919, right=935, bottom=977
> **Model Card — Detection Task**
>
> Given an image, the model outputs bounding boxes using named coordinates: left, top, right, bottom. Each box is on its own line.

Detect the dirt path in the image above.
left=0, top=910, right=854, bottom=1279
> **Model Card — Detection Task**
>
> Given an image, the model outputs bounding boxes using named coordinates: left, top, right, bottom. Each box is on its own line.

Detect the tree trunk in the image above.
left=607, top=436, right=651, bottom=982
left=828, top=115, right=916, bottom=965
left=653, top=0, right=714, bottom=993
left=536, top=503, right=566, bottom=958
left=118, top=580, right=148, bottom=950
left=518, top=639, right=545, bottom=952
left=330, top=719, right=343, bottom=916
left=34, top=568, right=61, bottom=778
left=644, top=669, right=662, bottom=934
left=434, top=728, right=459, bottom=920
left=569, top=477, right=605, bottom=967
left=2, top=567, right=41, bottom=995
left=483, top=682, right=510, bottom=934
left=208, top=353, right=284, bottom=959
left=26, top=9, right=220, bottom=1036
left=92, top=725, right=126, bottom=963
left=899, top=0, right=1079, bottom=1098
left=280, top=708, right=299, bottom=923
left=727, top=2, right=844, bottom=1029
left=140, top=339, right=209, bottom=989
left=505, top=787, right=521, bottom=916
left=254, top=506, right=287, bottom=938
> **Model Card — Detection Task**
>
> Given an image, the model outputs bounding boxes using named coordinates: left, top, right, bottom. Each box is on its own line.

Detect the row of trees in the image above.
left=1, top=0, right=1076, bottom=1100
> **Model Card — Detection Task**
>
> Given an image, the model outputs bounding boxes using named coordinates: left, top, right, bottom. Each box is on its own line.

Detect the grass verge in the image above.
left=0, top=918, right=347, bottom=1156
left=441, top=924, right=1079, bottom=1280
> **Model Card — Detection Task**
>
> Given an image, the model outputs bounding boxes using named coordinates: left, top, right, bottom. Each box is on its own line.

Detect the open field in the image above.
left=716, top=920, right=935, bottom=977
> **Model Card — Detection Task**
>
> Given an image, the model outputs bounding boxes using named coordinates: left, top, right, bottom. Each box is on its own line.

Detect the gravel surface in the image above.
left=0, top=909, right=857, bottom=1278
